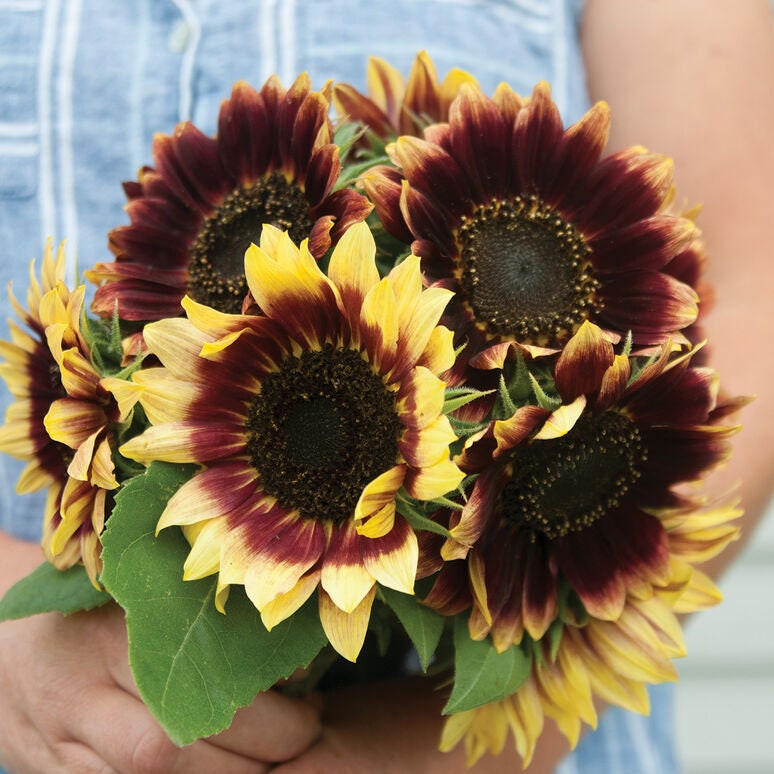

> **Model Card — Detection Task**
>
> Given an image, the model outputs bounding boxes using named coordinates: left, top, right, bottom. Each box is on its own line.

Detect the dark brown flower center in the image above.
left=501, top=411, right=645, bottom=539
left=245, top=344, right=402, bottom=523
left=188, top=172, right=313, bottom=314
left=458, top=196, right=599, bottom=345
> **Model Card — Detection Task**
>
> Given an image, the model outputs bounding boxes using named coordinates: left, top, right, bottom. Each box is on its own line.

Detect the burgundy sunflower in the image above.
left=364, top=82, right=701, bottom=362
left=120, top=222, right=464, bottom=661
left=0, top=242, right=134, bottom=585
left=422, top=321, right=741, bottom=652
left=333, top=51, right=478, bottom=142
left=87, top=74, right=373, bottom=321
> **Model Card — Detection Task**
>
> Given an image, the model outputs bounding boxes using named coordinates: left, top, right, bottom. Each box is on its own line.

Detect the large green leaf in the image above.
left=378, top=585, right=445, bottom=671
left=0, top=562, right=111, bottom=622
left=101, top=462, right=328, bottom=745
left=442, top=615, right=532, bottom=714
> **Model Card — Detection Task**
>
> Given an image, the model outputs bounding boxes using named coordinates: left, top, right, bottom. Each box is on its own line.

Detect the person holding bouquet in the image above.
left=0, top=1, right=772, bottom=772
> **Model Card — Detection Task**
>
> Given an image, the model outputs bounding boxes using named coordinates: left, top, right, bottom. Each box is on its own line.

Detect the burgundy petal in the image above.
left=449, top=86, right=509, bottom=201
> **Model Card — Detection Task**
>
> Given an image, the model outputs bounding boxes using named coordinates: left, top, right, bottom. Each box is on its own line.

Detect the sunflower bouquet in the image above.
left=0, top=53, right=745, bottom=767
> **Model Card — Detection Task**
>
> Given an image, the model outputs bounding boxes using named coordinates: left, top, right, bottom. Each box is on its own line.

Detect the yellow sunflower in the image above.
left=121, top=221, right=464, bottom=661
left=0, top=241, right=134, bottom=585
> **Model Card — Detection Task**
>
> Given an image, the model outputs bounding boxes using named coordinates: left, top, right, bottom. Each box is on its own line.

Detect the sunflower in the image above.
left=0, top=242, right=133, bottom=585
left=120, top=221, right=464, bottom=661
left=333, top=51, right=479, bottom=143
left=440, top=593, right=689, bottom=768
left=422, top=321, right=741, bottom=652
left=87, top=74, right=373, bottom=321
left=364, top=82, right=700, bottom=362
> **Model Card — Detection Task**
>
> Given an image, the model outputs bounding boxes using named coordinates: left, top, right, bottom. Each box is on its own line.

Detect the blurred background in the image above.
left=677, top=503, right=774, bottom=773
left=675, top=8, right=774, bottom=772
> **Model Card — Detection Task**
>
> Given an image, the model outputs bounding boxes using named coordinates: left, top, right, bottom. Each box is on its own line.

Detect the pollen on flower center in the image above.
left=458, top=196, right=600, bottom=345
left=245, top=344, right=403, bottom=523
left=502, top=411, right=646, bottom=539
left=188, top=172, right=314, bottom=314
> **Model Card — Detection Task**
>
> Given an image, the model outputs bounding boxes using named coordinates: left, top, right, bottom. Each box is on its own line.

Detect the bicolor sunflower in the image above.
left=87, top=74, right=373, bottom=321
left=0, top=242, right=133, bottom=585
left=422, top=321, right=741, bottom=652
left=333, top=50, right=478, bottom=143
left=364, top=82, right=700, bottom=363
left=440, top=593, right=689, bottom=768
left=120, top=221, right=464, bottom=661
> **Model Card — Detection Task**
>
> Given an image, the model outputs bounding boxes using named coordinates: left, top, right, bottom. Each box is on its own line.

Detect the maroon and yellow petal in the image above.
left=553, top=524, right=627, bottom=621
left=216, top=80, right=273, bottom=185
left=396, top=365, right=446, bottom=430
left=120, top=421, right=243, bottom=464
left=320, top=521, right=376, bottom=613
left=521, top=539, right=558, bottom=640
left=449, top=85, right=510, bottom=200
left=399, top=414, right=457, bottom=468
left=243, top=517, right=326, bottom=611
left=360, top=513, right=418, bottom=595
left=446, top=466, right=503, bottom=553
left=511, top=82, right=564, bottom=195
left=244, top=230, right=341, bottom=348
left=553, top=321, right=615, bottom=401
left=44, top=397, right=105, bottom=450
left=156, top=461, right=258, bottom=532
left=354, top=464, right=406, bottom=524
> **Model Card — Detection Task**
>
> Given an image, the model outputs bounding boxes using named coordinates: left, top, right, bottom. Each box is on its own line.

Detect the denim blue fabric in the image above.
left=0, top=2, right=679, bottom=772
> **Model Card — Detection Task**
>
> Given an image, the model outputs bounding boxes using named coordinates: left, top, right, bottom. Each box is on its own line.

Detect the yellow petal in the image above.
left=319, top=585, right=376, bottom=662
left=354, top=464, right=405, bottom=522
left=404, top=456, right=464, bottom=500
left=260, top=571, right=321, bottom=631
left=327, top=221, right=380, bottom=314
left=533, top=395, right=586, bottom=440
left=360, top=275, right=398, bottom=372
left=355, top=500, right=396, bottom=539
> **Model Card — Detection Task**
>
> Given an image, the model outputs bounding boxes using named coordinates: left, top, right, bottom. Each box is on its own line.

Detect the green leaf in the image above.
left=443, top=616, right=532, bottom=714
left=378, top=585, right=445, bottom=671
left=0, top=562, right=111, bottom=622
left=101, top=462, right=328, bottom=745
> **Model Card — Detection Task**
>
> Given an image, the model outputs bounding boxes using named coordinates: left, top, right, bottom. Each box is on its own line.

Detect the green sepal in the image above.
left=378, top=585, right=445, bottom=671
left=396, top=492, right=453, bottom=539
left=529, top=372, right=562, bottom=411
left=101, top=461, right=327, bottom=746
left=495, top=373, right=519, bottom=417
left=0, top=562, right=111, bottom=622
left=448, top=415, right=490, bottom=439
left=442, top=386, right=495, bottom=416
left=442, top=616, right=532, bottom=715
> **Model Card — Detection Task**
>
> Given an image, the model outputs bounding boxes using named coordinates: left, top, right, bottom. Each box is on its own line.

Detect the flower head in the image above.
left=423, top=322, right=741, bottom=651
left=365, top=82, right=701, bottom=363
left=88, top=74, right=373, bottom=321
left=333, top=51, right=479, bottom=142
left=0, top=242, right=133, bottom=585
left=441, top=593, right=689, bottom=767
left=121, top=221, right=463, bottom=661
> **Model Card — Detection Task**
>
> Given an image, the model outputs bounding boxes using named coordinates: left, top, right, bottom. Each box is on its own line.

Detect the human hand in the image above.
left=274, top=676, right=568, bottom=774
left=0, top=602, right=322, bottom=773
